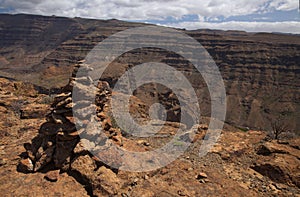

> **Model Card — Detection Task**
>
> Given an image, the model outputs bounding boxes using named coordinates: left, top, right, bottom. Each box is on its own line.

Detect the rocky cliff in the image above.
left=0, top=13, right=299, bottom=131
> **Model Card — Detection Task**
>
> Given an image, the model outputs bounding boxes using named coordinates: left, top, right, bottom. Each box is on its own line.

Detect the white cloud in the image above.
left=165, top=21, right=300, bottom=34
left=1, top=0, right=298, bottom=20
left=269, top=0, right=299, bottom=11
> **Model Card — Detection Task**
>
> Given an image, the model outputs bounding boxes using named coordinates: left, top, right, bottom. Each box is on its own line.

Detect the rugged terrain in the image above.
left=0, top=61, right=299, bottom=196
left=0, top=13, right=299, bottom=131
left=0, top=13, right=299, bottom=196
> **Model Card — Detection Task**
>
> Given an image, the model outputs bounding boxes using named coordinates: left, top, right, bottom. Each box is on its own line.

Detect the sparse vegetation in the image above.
left=172, top=139, right=185, bottom=146
left=270, top=116, right=290, bottom=140
left=13, top=82, right=38, bottom=97
left=10, top=100, right=24, bottom=118
left=236, top=126, right=250, bottom=132
left=38, top=95, right=55, bottom=105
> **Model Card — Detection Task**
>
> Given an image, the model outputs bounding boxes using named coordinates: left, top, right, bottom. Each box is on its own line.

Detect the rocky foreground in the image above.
left=0, top=62, right=299, bottom=196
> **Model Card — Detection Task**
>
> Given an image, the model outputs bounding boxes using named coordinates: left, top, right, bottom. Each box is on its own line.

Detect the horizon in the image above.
left=1, top=12, right=300, bottom=35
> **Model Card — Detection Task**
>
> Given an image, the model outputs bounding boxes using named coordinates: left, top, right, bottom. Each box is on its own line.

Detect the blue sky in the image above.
left=0, top=0, right=299, bottom=33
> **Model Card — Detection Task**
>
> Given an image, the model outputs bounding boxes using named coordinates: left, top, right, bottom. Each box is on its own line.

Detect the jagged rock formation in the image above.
left=17, top=61, right=126, bottom=195
left=19, top=61, right=110, bottom=167
left=0, top=13, right=299, bottom=132
left=0, top=77, right=89, bottom=196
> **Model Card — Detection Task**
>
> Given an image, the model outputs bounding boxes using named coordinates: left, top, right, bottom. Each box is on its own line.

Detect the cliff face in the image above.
left=0, top=14, right=143, bottom=85
left=190, top=32, right=300, bottom=130
left=0, top=13, right=299, bottom=131
left=0, top=14, right=83, bottom=69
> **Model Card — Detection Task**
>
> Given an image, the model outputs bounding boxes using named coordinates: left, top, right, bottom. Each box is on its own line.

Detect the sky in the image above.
left=0, top=0, right=299, bottom=34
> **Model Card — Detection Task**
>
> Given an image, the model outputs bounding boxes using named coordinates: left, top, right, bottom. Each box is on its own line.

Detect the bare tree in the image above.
left=271, top=117, right=289, bottom=140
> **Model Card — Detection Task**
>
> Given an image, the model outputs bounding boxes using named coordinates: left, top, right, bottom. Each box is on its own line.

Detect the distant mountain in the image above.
left=0, top=13, right=299, bottom=131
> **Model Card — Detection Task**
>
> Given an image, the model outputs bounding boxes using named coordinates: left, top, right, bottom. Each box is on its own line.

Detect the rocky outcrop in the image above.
left=20, top=62, right=111, bottom=170
left=16, top=61, right=128, bottom=196
left=253, top=139, right=300, bottom=188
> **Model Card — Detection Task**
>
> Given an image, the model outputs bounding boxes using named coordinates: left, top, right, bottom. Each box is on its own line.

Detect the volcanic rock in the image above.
left=17, top=158, right=34, bottom=173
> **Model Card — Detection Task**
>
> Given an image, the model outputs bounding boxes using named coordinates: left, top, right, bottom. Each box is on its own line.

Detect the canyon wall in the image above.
left=0, top=13, right=299, bottom=131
